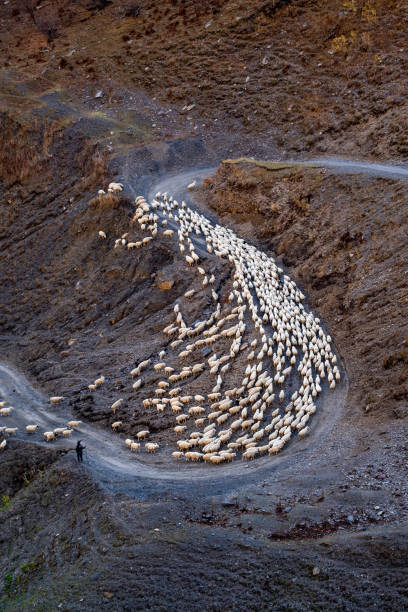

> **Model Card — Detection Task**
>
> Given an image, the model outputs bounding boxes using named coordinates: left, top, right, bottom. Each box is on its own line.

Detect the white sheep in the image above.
left=145, top=442, right=159, bottom=453
left=67, top=420, right=82, bottom=429
left=4, top=427, right=17, bottom=435
left=50, top=396, right=64, bottom=404
left=111, top=421, right=122, bottom=431
left=108, top=182, right=123, bottom=192
left=137, top=430, right=149, bottom=440
left=177, top=440, right=190, bottom=451
left=111, top=399, right=123, bottom=413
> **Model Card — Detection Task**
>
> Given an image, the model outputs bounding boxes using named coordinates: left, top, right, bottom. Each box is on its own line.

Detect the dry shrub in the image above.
left=89, top=192, right=121, bottom=210
left=0, top=114, right=45, bottom=185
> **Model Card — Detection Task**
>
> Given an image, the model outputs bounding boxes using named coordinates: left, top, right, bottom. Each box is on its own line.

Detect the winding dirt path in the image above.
left=1, top=157, right=405, bottom=495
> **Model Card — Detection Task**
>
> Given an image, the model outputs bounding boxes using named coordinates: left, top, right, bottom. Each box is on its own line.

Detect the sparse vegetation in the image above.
left=1, top=495, right=10, bottom=510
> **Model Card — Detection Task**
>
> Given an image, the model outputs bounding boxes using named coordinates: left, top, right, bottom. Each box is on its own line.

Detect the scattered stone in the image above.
left=157, top=280, right=174, bottom=290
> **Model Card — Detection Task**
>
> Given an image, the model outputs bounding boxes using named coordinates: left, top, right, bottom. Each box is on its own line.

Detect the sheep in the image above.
left=242, top=447, right=259, bottom=460
left=67, top=420, right=82, bottom=429
left=50, top=396, right=64, bottom=404
left=220, top=451, right=236, bottom=462
left=176, top=414, right=189, bottom=424
left=138, top=359, right=151, bottom=371
left=108, top=182, right=123, bottom=192
left=111, top=399, right=123, bottom=413
left=177, top=440, right=191, bottom=451
left=132, top=379, right=142, bottom=391
left=298, top=426, right=310, bottom=439
left=62, top=429, right=73, bottom=437
left=185, top=451, right=203, bottom=462
left=231, top=418, right=243, bottom=430
left=43, top=431, right=55, bottom=442
left=174, top=425, right=187, bottom=435
left=4, top=426, right=18, bottom=436
left=134, top=191, right=341, bottom=465
left=184, top=289, right=195, bottom=298
left=125, top=438, right=133, bottom=447
left=209, top=455, right=225, bottom=465
left=163, top=229, right=174, bottom=237
left=172, top=451, right=183, bottom=460
left=203, top=453, right=215, bottom=463
left=145, top=442, right=159, bottom=453
left=188, top=406, right=205, bottom=417
left=111, top=421, right=122, bottom=431
left=269, top=440, right=284, bottom=454
left=94, top=376, right=105, bottom=387
left=137, top=430, right=149, bottom=440
left=180, top=396, right=192, bottom=404
left=0, top=439, right=6, bottom=451
left=0, top=407, right=12, bottom=416
left=98, top=230, right=107, bottom=239
left=131, top=442, right=141, bottom=452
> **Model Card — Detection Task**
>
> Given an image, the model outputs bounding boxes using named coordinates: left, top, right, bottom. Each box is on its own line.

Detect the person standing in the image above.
left=76, top=440, right=85, bottom=462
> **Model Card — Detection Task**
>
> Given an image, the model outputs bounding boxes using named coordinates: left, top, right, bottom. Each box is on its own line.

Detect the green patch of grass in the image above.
left=4, top=573, right=13, bottom=597
left=1, top=494, right=10, bottom=510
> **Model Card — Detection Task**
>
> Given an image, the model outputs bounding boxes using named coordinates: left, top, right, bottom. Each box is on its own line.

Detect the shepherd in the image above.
left=76, top=440, right=85, bottom=463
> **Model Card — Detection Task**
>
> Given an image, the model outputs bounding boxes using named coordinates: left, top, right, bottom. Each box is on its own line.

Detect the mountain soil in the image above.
left=0, top=1, right=407, bottom=610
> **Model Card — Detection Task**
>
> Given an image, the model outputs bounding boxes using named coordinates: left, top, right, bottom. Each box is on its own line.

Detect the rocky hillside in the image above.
left=0, top=1, right=407, bottom=610
left=200, top=159, right=408, bottom=423
left=1, top=0, right=407, bottom=158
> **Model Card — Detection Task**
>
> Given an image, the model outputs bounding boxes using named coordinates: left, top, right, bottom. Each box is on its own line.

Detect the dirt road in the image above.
left=2, top=156, right=406, bottom=496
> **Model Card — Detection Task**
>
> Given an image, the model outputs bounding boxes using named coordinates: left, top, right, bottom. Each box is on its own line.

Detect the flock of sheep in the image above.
left=0, top=395, right=83, bottom=451
left=0, top=181, right=340, bottom=466
left=91, top=183, right=340, bottom=465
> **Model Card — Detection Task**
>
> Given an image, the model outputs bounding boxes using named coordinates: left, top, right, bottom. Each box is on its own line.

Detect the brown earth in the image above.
left=1, top=1, right=408, bottom=159
left=1, top=449, right=407, bottom=611
left=1, top=0, right=408, bottom=610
